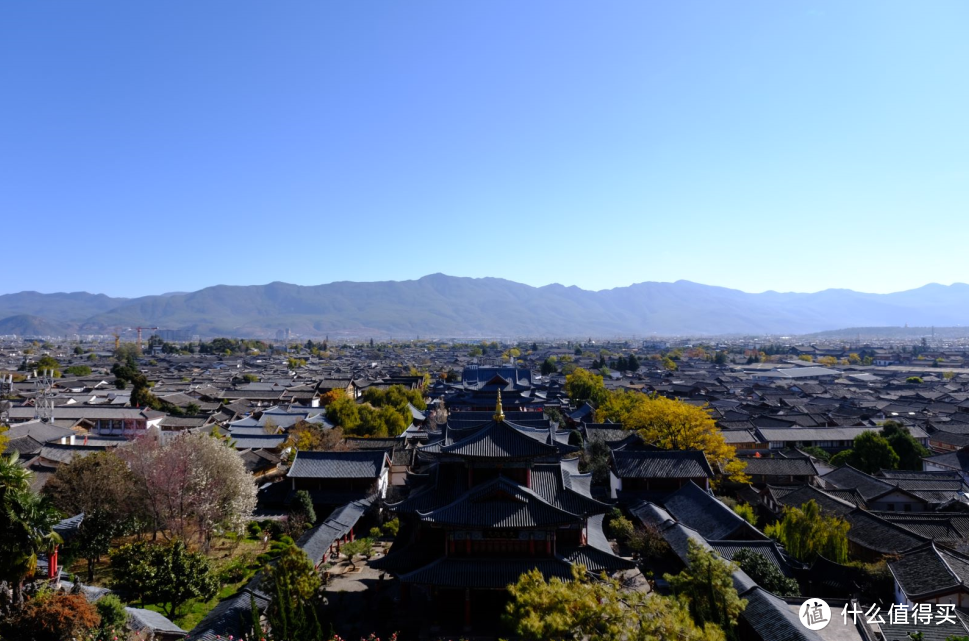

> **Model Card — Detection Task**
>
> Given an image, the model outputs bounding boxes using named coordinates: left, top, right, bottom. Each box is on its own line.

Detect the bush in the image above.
left=369, top=527, right=383, bottom=539
left=1, top=591, right=101, bottom=641
left=247, top=521, right=263, bottom=538
left=608, top=515, right=635, bottom=542
left=381, top=518, right=400, bottom=538
left=92, top=594, right=128, bottom=641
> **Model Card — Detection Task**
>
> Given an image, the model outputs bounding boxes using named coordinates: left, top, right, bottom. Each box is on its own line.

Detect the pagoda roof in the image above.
left=418, top=475, right=581, bottom=528
left=436, top=418, right=562, bottom=460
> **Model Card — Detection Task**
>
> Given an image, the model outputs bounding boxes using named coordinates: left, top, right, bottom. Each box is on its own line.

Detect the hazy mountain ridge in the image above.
left=1, top=275, right=968, bottom=338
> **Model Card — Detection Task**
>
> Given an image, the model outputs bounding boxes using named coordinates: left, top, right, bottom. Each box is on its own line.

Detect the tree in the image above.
left=326, top=396, right=361, bottom=432
left=111, top=540, right=218, bottom=618
left=0, top=453, right=63, bottom=607
left=0, top=590, right=100, bottom=641
left=733, top=503, right=757, bottom=526
left=340, top=537, right=373, bottom=570
left=541, top=358, right=558, bottom=376
left=290, top=489, right=317, bottom=534
left=265, top=544, right=324, bottom=640
left=764, top=500, right=849, bottom=563
left=579, top=439, right=612, bottom=486
left=564, top=368, right=609, bottom=406
left=65, top=365, right=92, bottom=376
left=43, top=450, right=137, bottom=581
left=185, top=402, right=201, bottom=415
left=833, top=431, right=900, bottom=474
left=607, top=394, right=747, bottom=484
left=92, top=594, right=129, bottom=641
left=119, top=432, right=257, bottom=547
left=906, top=376, right=924, bottom=384
left=732, top=549, right=799, bottom=597
left=665, top=540, right=747, bottom=635
left=881, top=421, right=929, bottom=471
left=505, top=564, right=725, bottom=641
left=661, top=356, right=678, bottom=371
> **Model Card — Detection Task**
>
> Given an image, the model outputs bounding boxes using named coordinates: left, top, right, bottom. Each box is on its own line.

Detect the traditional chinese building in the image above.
left=374, top=392, right=635, bottom=631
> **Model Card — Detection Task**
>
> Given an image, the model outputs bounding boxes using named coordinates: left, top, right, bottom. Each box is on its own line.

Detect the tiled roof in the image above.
left=418, top=476, right=580, bottom=528
left=844, top=509, right=927, bottom=555
left=440, top=419, right=560, bottom=460
left=821, top=466, right=894, bottom=501
left=889, top=542, right=969, bottom=599
left=612, top=449, right=714, bottom=479
left=662, top=481, right=767, bottom=541
left=739, top=456, right=819, bottom=477
left=287, top=450, right=387, bottom=479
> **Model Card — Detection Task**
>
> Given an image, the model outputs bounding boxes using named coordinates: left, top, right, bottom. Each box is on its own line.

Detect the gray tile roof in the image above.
left=662, top=481, right=767, bottom=541
left=612, top=449, right=714, bottom=479
left=419, top=476, right=580, bottom=528
left=287, top=450, right=388, bottom=479
left=889, top=542, right=969, bottom=600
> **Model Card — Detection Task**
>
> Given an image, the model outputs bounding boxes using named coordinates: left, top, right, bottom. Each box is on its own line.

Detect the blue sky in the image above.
left=2, top=1, right=967, bottom=298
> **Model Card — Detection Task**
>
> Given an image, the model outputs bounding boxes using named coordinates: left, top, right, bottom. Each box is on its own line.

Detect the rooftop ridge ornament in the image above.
left=494, top=389, right=505, bottom=422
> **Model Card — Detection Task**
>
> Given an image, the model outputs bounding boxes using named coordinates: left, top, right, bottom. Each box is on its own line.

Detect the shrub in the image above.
left=381, top=518, right=400, bottom=537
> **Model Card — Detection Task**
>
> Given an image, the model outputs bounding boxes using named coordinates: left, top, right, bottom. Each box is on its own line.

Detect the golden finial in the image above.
left=494, top=389, right=505, bottom=422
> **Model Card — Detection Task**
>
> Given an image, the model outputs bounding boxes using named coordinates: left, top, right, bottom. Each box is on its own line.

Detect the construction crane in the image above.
left=136, top=327, right=159, bottom=352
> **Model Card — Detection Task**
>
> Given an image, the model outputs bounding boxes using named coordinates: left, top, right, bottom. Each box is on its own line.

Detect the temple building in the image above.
left=374, top=392, right=635, bottom=632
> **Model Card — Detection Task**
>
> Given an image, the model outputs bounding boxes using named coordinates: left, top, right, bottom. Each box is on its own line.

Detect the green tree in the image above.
left=43, top=450, right=137, bottom=582
left=665, top=540, right=747, bottom=636
left=881, top=421, right=929, bottom=471
left=326, top=396, right=361, bottom=432
left=340, top=537, right=374, bottom=571
left=292, top=489, right=317, bottom=527
left=0, top=453, right=63, bottom=606
left=906, top=376, right=923, bottom=384
left=265, top=544, right=324, bottom=640
left=505, top=564, right=725, bottom=641
left=540, top=358, right=558, bottom=376
left=65, top=365, right=92, bottom=376
left=111, top=540, right=218, bottom=618
left=733, top=503, right=757, bottom=526
left=835, top=431, right=900, bottom=474
left=92, top=594, right=129, bottom=641
left=564, top=368, right=609, bottom=406
left=764, top=500, right=849, bottom=563
left=662, top=356, right=678, bottom=371
left=732, top=549, right=799, bottom=597
left=579, top=439, right=613, bottom=486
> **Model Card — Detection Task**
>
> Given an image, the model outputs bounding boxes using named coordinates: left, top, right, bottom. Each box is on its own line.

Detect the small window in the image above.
left=903, top=504, right=912, bottom=512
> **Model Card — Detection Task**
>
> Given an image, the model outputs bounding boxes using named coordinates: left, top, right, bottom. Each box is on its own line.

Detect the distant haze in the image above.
left=2, top=274, right=969, bottom=339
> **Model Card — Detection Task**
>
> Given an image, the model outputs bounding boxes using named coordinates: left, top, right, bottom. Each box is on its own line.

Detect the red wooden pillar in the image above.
left=48, top=546, right=58, bottom=579
left=526, top=468, right=531, bottom=488
left=350, top=527, right=355, bottom=542
left=465, top=538, right=471, bottom=555
left=464, top=588, right=471, bottom=628
left=529, top=538, right=535, bottom=556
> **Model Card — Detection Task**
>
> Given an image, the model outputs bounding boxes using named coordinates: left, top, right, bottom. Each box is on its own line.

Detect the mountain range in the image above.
left=1, top=274, right=968, bottom=339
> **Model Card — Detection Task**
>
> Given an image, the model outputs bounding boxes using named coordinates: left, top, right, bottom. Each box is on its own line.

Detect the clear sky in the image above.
left=2, top=1, right=967, bottom=298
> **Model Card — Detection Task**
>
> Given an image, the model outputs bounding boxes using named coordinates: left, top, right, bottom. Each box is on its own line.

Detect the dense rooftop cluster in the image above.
left=4, top=334, right=969, bottom=639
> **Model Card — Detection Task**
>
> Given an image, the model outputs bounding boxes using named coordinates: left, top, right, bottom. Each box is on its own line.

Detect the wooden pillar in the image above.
left=464, top=588, right=471, bottom=629
left=529, top=538, right=535, bottom=556
left=350, top=527, right=355, bottom=542
left=526, top=468, right=531, bottom=488
left=48, top=546, right=58, bottom=579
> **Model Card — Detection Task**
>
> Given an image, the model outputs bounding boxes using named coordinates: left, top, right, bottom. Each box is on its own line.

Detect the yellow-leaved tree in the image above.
left=597, top=391, right=748, bottom=484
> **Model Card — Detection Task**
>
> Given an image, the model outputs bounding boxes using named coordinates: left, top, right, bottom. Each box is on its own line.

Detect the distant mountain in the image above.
left=0, top=314, right=76, bottom=337
left=2, top=275, right=969, bottom=338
